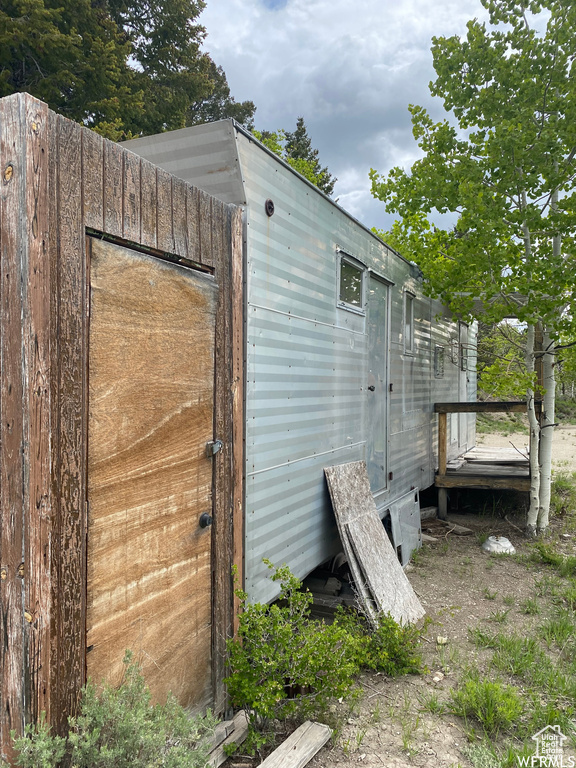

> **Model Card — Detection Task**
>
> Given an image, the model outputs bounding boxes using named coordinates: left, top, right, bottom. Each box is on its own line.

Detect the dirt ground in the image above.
left=477, top=425, right=576, bottom=474
left=305, top=426, right=576, bottom=768
left=226, top=426, right=576, bottom=768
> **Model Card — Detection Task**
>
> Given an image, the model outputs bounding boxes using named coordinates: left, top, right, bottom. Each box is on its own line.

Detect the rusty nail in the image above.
left=4, top=164, right=13, bottom=183
left=1, top=568, right=6, bottom=580
left=17, top=563, right=24, bottom=578
left=31, top=121, right=38, bottom=133
left=24, top=612, right=33, bottom=623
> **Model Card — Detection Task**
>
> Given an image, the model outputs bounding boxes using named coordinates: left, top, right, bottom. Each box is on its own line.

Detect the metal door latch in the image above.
left=199, top=512, right=213, bottom=528
left=206, top=439, right=223, bottom=458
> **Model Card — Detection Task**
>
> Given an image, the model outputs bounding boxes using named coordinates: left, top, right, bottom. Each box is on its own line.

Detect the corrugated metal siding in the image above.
left=236, top=130, right=471, bottom=604
left=122, top=121, right=247, bottom=205
left=121, top=122, right=477, bottom=606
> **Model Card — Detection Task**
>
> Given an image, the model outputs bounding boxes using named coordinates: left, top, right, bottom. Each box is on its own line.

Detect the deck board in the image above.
left=437, top=445, right=531, bottom=493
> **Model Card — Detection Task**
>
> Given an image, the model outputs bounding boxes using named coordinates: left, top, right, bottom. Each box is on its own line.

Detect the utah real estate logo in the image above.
left=517, top=725, right=573, bottom=767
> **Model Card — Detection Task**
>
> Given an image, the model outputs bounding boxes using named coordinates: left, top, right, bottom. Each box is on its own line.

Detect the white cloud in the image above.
left=201, top=0, right=490, bottom=229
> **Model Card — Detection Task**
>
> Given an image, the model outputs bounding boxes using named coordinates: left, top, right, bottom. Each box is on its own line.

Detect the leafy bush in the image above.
left=10, top=653, right=217, bottom=768
left=225, top=562, right=359, bottom=727
left=225, top=561, right=424, bottom=748
left=449, top=673, right=523, bottom=735
left=334, top=607, right=423, bottom=676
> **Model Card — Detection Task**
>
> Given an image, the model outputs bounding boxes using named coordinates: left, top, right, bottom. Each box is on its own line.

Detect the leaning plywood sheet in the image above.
left=324, top=468, right=378, bottom=625
left=324, top=462, right=425, bottom=625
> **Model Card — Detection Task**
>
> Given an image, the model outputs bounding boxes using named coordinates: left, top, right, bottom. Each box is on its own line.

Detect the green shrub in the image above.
left=551, top=472, right=576, bottom=519
left=225, top=560, right=424, bottom=751
left=225, top=562, right=359, bottom=727
left=334, top=607, right=423, bottom=676
left=11, top=653, right=216, bottom=768
left=529, top=541, right=576, bottom=577
left=449, top=673, right=523, bottom=735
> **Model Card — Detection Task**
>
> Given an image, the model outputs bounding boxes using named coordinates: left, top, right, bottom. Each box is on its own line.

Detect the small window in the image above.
left=338, top=254, right=364, bottom=312
left=404, top=292, right=415, bottom=353
left=434, top=346, right=445, bottom=378
left=460, top=344, right=468, bottom=372
left=450, top=338, right=459, bottom=364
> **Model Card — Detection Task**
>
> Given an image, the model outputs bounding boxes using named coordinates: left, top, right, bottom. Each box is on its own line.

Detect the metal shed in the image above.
left=125, top=121, right=477, bottom=605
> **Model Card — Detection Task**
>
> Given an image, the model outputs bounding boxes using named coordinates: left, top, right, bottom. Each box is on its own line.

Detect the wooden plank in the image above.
left=259, top=721, right=332, bottom=768
left=464, top=448, right=528, bottom=463
left=156, top=168, right=173, bottom=253
left=231, top=207, right=245, bottom=635
left=123, top=150, right=141, bottom=243
left=447, top=464, right=529, bottom=477
left=438, top=411, right=447, bottom=475
left=435, top=401, right=527, bottom=413
left=172, top=177, right=188, bottom=258
left=186, top=185, right=201, bottom=264
left=205, top=717, right=235, bottom=753
left=465, top=456, right=528, bottom=465
left=324, top=463, right=378, bottom=625
left=103, top=140, right=123, bottom=237
left=81, top=127, right=104, bottom=232
left=23, top=96, right=52, bottom=727
left=208, top=711, right=249, bottom=768
left=0, top=92, right=26, bottom=758
left=87, top=239, right=217, bottom=710
left=52, top=113, right=87, bottom=733
left=212, top=203, right=232, bottom=712
left=324, top=462, right=424, bottom=625
left=199, top=190, right=213, bottom=268
left=46, top=106, right=61, bottom=741
left=140, top=159, right=157, bottom=249
left=436, top=474, right=531, bottom=491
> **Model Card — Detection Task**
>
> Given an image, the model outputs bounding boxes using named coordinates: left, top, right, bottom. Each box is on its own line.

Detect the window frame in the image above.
left=434, top=345, right=445, bottom=378
left=337, top=251, right=366, bottom=315
left=403, top=290, right=415, bottom=354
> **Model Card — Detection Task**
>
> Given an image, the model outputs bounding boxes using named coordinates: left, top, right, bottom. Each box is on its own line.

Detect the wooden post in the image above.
left=438, top=412, right=447, bottom=476
left=438, top=412, right=448, bottom=519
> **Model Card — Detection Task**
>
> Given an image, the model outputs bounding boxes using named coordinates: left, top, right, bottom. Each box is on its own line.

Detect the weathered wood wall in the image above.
left=0, top=93, right=243, bottom=762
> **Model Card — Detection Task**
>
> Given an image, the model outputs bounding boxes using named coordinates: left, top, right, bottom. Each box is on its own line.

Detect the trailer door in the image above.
left=366, top=275, right=389, bottom=496
left=86, top=238, right=217, bottom=710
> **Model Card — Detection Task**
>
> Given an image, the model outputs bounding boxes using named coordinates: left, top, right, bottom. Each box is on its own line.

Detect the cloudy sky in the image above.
left=200, top=0, right=491, bottom=231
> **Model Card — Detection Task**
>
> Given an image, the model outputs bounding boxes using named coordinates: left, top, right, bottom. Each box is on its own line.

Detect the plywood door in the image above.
left=87, top=238, right=217, bottom=710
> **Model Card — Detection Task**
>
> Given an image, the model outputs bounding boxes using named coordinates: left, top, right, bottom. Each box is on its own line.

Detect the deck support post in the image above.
left=438, top=488, right=448, bottom=520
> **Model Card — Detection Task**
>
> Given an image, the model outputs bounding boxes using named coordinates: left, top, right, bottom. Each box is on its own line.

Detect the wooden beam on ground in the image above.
left=259, top=721, right=332, bottom=768
left=208, top=711, right=249, bottom=768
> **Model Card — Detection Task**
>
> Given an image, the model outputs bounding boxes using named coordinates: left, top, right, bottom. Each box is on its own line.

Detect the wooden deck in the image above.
left=436, top=446, right=530, bottom=493
left=435, top=402, right=535, bottom=519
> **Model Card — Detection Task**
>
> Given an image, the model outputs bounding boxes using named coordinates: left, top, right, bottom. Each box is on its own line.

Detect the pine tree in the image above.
left=254, top=118, right=337, bottom=196
left=285, top=117, right=336, bottom=196
left=0, top=0, right=256, bottom=139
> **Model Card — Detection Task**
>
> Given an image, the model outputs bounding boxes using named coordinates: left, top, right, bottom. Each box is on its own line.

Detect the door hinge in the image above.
left=206, top=439, right=223, bottom=458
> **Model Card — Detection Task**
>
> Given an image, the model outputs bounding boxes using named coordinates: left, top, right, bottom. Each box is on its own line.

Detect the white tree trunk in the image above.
left=526, top=323, right=541, bottom=534
left=537, top=330, right=555, bottom=532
